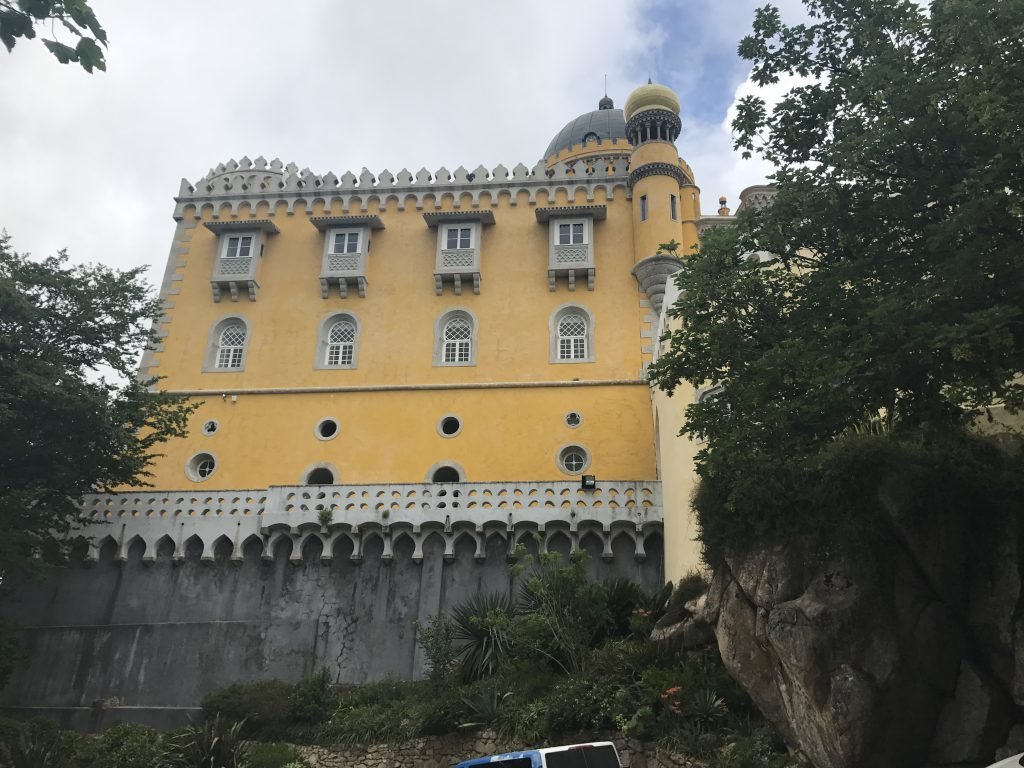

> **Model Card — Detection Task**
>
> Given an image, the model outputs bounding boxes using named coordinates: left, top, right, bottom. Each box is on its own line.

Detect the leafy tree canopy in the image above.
left=0, top=233, right=195, bottom=579
left=648, top=0, right=1024, bottom=558
left=0, top=0, right=106, bottom=71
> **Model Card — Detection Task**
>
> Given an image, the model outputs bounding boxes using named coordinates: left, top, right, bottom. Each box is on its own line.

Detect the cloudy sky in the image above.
left=0, top=0, right=806, bottom=286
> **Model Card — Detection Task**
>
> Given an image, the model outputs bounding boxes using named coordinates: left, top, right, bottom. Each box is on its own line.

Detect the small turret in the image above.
left=625, top=81, right=696, bottom=314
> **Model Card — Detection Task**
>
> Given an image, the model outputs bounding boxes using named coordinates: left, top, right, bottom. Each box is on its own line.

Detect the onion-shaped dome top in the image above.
left=624, top=82, right=681, bottom=121
left=544, top=106, right=627, bottom=160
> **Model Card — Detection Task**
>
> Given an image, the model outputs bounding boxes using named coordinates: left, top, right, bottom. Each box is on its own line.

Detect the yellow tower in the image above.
left=625, top=81, right=699, bottom=314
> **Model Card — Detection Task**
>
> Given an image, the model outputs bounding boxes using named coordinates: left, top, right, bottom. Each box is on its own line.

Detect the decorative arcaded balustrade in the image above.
left=174, top=155, right=633, bottom=221
left=78, top=481, right=662, bottom=565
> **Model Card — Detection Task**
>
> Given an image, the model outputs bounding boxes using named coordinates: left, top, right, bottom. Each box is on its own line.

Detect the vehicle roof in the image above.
left=454, top=742, right=617, bottom=768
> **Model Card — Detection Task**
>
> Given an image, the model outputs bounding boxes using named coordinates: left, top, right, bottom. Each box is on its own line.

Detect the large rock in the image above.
left=705, top=474, right=1023, bottom=768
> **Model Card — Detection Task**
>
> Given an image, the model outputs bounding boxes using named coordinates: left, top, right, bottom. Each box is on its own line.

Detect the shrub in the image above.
left=201, top=679, right=293, bottom=738
left=291, top=670, right=335, bottom=724
left=248, top=741, right=307, bottom=768
left=452, top=592, right=517, bottom=681
left=162, top=714, right=249, bottom=768
left=76, top=722, right=164, bottom=768
left=414, top=613, right=458, bottom=682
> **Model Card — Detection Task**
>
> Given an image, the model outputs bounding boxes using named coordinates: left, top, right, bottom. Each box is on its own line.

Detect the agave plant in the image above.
left=451, top=592, right=517, bottom=681
left=162, top=714, right=250, bottom=768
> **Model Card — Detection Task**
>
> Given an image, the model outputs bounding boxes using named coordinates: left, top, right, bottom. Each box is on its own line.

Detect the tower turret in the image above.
left=625, top=81, right=699, bottom=313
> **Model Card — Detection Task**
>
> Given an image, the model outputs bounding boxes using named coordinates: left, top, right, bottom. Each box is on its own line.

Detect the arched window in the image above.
left=216, top=323, right=246, bottom=369
left=435, top=310, right=477, bottom=366
left=203, top=317, right=251, bottom=372
left=549, top=305, right=594, bottom=364
left=326, top=318, right=356, bottom=366
left=557, top=313, right=588, bottom=360
left=315, top=313, right=360, bottom=369
left=432, top=466, right=460, bottom=483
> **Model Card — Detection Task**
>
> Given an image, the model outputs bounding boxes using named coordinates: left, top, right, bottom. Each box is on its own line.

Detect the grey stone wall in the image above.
left=0, top=530, right=663, bottom=731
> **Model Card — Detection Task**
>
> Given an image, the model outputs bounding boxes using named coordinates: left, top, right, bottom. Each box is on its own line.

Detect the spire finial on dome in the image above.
left=648, top=76, right=653, bottom=84
left=598, top=75, right=614, bottom=110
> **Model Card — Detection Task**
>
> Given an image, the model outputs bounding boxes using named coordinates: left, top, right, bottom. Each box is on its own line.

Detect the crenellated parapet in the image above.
left=173, top=155, right=633, bottom=220
left=80, top=481, right=663, bottom=566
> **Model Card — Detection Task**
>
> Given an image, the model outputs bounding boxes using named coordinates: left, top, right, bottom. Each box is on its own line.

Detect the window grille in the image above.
left=557, top=313, right=588, bottom=360
left=443, top=316, right=472, bottom=363
left=216, top=322, right=246, bottom=369
left=326, top=319, right=356, bottom=366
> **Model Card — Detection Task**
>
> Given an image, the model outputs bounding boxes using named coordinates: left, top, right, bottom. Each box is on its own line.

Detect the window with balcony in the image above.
left=434, top=309, right=476, bottom=366
left=550, top=305, right=594, bottom=363
left=536, top=206, right=603, bottom=291
left=424, top=211, right=493, bottom=295
left=311, top=215, right=382, bottom=298
left=315, top=313, right=360, bottom=369
left=205, top=220, right=277, bottom=302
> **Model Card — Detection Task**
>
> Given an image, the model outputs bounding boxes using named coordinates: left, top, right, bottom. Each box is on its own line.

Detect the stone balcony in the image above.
left=78, top=480, right=662, bottom=565
left=320, top=249, right=367, bottom=298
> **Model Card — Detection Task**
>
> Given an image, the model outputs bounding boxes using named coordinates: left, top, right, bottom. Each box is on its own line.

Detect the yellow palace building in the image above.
left=125, top=80, right=770, bottom=581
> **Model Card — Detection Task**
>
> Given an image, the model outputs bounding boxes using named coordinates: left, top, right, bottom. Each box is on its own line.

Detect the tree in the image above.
left=0, top=232, right=195, bottom=580
left=0, top=0, right=106, bottom=72
left=648, top=0, right=1024, bottom=558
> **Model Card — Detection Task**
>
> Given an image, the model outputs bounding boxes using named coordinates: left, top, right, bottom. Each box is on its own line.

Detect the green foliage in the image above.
left=247, top=742, right=307, bottom=768
left=290, top=671, right=334, bottom=724
left=75, top=722, right=164, bottom=768
left=649, top=0, right=1024, bottom=561
left=0, top=0, right=107, bottom=71
left=0, top=719, right=62, bottom=768
left=0, top=624, right=25, bottom=691
left=162, top=715, right=250, bottom=768
left=517, top=551, right=609, bottom=674
left=201, top=679, right=294, bottom=739
left=0, top=234, right=197, bottom=581
left=452, top=592, right=517, bottom=681
left=414, top=612, right=459, bottom=682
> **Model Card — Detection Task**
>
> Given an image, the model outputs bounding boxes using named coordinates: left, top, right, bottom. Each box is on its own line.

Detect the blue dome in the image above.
left=544, top=108, right=628, bottom=159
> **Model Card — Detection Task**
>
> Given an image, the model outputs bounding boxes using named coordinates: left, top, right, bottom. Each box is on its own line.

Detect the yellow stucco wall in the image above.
left=144, top=185, right=658, bottom=488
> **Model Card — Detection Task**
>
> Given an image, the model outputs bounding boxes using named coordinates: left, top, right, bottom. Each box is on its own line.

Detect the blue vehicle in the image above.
left=455, top=742, right=621, bottom=768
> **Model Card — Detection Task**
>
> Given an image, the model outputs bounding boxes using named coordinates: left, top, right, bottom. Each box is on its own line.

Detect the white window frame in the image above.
left=554, top=219, right=588, bottom=246
left=203, top=316, right=252, bottom=372
left=549, top=304, right=595, bottom=364
left=315, top=312, right=360, bottom=370
left=433, top=308, right=477, bottom=367
left=443, top=225, right=474, bottom=250
left=556, top=444, right=591, bottom=476
left=219, top=233, right=255, bottom=261
left=327, top=228, right=364, bottom=256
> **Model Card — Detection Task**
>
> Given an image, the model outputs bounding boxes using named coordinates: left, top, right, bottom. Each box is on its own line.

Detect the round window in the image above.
left=438, top=415, right=462, bottom=438
left=186, top=452, right=216, bottom=482
left=564, top=411, right=582, bottom=428
left=201, top=420, right=219, bottom=436
left=558, top=445, right=590, bottom=475
left=315, top=418, right=339, bottom=441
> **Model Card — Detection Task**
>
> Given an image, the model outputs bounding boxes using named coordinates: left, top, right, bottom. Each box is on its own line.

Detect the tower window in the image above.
left=316, top=313, right=360, bottom=369
left=670, top=194, right=678, bottom=221
left=557, top=313, right=588, bottom=360
left=640, top=195, right=648, bottom=222
left=326, top=318, right=356, bottom=366
left=331, top=230, right=361, bottom=255
left=435, top=310, right=477, bottom=366
left=431, top=466, right=461, bottom=483
left=215, top=322, right=246, bottom=369
left=550, top=305, right=595, bottom=363
left=222, top=235, right=253, bottom=260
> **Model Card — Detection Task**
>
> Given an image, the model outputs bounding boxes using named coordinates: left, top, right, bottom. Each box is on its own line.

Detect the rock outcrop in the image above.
left=702, top=470, right=1024, bottom=768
